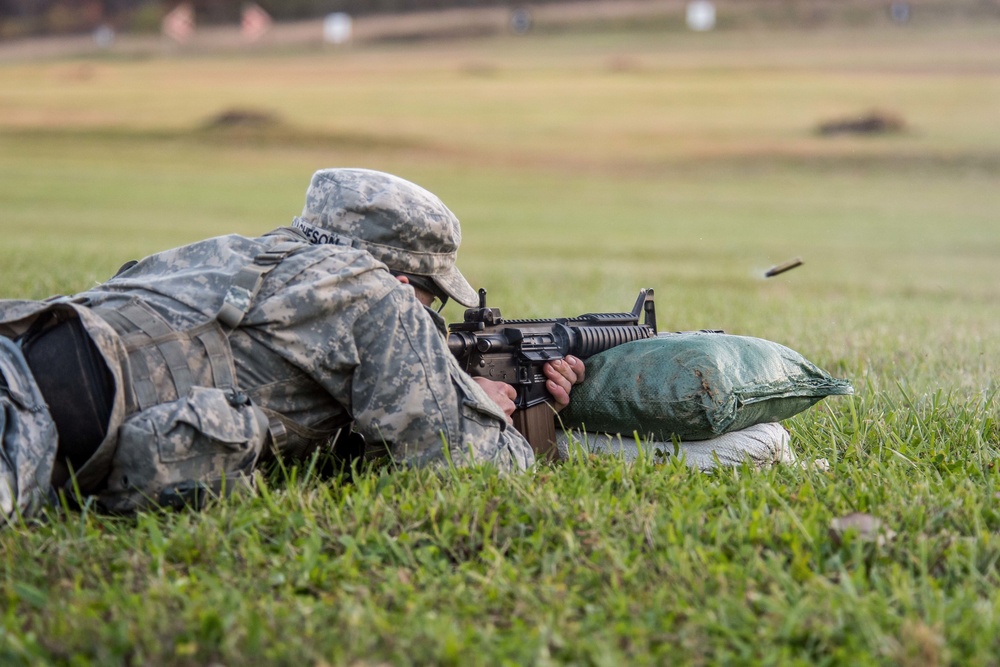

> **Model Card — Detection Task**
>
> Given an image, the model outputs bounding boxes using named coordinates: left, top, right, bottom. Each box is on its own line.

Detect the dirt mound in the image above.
left=817, top=110, right=906, bottom=136
left=202, top=108, right=284, bottom=130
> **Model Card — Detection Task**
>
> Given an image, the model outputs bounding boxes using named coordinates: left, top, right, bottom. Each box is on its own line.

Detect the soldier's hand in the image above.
left=472, top=377, right=517, bottom=423
left=544, top=355, right=586, bottom=412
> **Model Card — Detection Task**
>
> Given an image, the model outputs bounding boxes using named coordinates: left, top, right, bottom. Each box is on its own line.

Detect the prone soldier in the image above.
left=0, top=168, right=584, bottom=519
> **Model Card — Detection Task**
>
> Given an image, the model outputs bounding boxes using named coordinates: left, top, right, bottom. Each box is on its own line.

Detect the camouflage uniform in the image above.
left=0, top=169, right=533, bottom=518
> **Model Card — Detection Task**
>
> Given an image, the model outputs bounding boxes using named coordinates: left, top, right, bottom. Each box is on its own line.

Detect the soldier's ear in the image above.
left=394, top=275, right=411, bottom=285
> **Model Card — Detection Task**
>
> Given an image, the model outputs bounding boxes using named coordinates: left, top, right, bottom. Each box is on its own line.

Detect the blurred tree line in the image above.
left=4, top=0, right=998, bottom=38
left=0, top=0, right=567, bottom=38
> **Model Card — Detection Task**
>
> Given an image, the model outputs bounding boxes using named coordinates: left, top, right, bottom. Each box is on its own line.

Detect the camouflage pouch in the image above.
left=98, top=386, right=268, bottom=513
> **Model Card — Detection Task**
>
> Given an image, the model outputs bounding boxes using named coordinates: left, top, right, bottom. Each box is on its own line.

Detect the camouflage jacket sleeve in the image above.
left=350, top=285, right=535, bottom=472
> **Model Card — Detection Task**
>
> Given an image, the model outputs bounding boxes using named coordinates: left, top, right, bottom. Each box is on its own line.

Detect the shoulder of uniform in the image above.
left=261, top=226, right=308, bottom=244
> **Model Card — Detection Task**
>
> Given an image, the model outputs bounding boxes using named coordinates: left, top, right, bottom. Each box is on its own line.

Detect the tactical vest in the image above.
left=1, top=240, right=350, bottom=516
left=89, top=240, right=331, bottom=512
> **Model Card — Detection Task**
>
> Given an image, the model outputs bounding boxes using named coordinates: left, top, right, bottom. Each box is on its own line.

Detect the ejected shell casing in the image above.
left=765, top=258, right=803, bottom=278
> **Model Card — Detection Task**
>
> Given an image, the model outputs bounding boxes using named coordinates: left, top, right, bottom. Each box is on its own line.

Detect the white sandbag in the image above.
left=555, top=422, right=795, bottom=471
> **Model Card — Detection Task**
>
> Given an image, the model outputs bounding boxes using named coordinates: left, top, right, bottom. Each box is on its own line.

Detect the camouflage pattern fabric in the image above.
left=292, top=168, right=480, bottom=308
left=0, top=302, right=129, bottom=519
left=0, top=336, right=58, bottom=520
left=76, top=227, right=533, bottom=490
left=98, top=386, right=268, bottom=513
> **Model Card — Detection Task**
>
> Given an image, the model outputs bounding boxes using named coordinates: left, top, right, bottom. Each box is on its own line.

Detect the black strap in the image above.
left=217, top=241, right=302, bottom=329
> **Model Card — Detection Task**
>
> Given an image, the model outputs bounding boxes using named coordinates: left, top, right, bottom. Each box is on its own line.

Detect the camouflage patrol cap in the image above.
left=293, top=168, right=479, bottom=308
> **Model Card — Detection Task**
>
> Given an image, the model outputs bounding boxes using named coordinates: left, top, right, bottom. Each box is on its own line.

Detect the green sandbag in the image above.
left=562, top=333, right=853, bottom=441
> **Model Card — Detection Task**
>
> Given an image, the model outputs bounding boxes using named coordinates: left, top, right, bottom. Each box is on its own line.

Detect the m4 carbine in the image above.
left=448, top=288, right=657, bottom=457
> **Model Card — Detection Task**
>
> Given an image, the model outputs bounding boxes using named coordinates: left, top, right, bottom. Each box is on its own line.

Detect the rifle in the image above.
left=448, top=288, right=657, bottom=458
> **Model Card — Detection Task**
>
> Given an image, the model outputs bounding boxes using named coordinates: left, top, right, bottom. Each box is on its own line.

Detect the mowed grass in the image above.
left=1, top=20, right=999, bottom=665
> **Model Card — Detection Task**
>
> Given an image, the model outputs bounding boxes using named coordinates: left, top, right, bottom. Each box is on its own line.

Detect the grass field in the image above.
left=1, top=17, right=999, bottom=665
